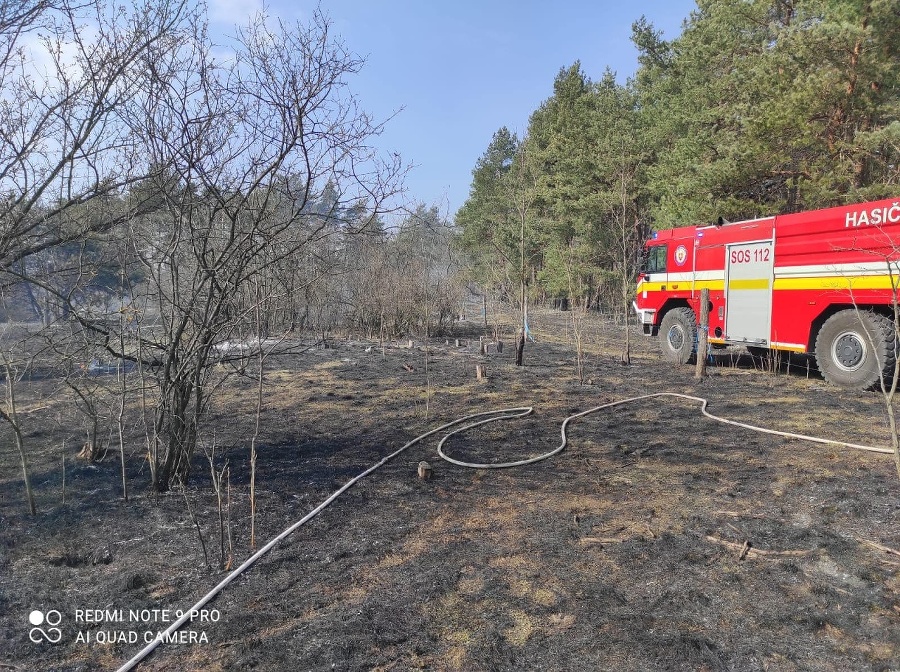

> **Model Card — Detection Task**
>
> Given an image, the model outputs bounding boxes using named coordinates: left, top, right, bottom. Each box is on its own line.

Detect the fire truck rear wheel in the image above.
left=659, top=307, right=697, bottom=365
left=815, top=310, right=896, bottom=390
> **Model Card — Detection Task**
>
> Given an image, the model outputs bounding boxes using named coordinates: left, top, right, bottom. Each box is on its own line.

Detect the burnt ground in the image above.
left=2, top=309, right=900, bottom=671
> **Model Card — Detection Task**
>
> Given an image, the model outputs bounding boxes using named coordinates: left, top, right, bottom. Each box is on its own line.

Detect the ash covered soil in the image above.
left=2, top=310, right=900, bottom=672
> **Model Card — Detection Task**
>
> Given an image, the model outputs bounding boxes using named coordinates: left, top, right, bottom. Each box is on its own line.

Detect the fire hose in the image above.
left=114, top=392, right=891, bottom=671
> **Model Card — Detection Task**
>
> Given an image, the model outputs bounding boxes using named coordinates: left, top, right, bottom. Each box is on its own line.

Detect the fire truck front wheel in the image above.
left=815, top=310, right=896, bottom=390
left=659, top=307, right=697, bottom=365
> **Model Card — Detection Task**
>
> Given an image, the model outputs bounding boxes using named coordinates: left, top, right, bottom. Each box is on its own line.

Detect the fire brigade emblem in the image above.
left=674, top=244, right=688, bottom=266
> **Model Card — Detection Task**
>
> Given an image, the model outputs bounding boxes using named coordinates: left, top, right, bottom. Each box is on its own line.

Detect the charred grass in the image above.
left=2, top=311, right=900, bottom=671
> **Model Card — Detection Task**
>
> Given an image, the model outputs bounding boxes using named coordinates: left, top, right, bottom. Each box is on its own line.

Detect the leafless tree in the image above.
left=507, top=145, right=541, bottom=367
left=110, top=10, right=403, bottom=491
left=0, top=0, right=193, bottom=268
left=610, top=140, right=646, bottom=366
left=0, top=0, right=444, bottom=521
left=0, top=0, right=198, bottom=503
left=828, top=237, right=900, bottom=480
left=1, top=1, right=405, bottom=495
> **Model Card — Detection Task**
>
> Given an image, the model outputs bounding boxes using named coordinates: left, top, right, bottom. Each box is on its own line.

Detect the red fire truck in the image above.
left=633, top=197, right=900, bottom=389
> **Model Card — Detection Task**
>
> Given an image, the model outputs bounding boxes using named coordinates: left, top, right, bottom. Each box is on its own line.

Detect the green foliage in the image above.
left=527, top=65, right=641, bottom=306
left=455, top=127, right=524, bottom=298
left=456, top=0, right=899, bottom=309
left=637, top=0, right=900, bottom=225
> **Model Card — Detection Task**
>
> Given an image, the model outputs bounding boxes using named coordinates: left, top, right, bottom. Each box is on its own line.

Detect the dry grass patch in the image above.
left=503, top=609, right=535, bottom=646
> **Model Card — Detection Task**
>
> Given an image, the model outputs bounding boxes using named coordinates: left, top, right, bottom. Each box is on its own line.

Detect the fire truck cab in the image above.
left=634, top=197, right=900, bottom=390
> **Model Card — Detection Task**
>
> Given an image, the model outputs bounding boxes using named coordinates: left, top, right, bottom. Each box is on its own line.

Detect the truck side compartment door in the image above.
left=724, top=239, right=775, bottom=345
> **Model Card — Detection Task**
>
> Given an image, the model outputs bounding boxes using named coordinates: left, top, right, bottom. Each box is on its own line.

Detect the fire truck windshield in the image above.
left=643, top=244, right=667, bottom=274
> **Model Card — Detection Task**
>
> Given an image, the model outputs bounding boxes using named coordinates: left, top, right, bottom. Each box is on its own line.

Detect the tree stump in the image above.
left=77, top=442, right=106, bottom=462
left=476, top=364, right=487, bottom=380
left=515, top=328, right=525, bottom=366
left=479, top=336, right=486, bottom=355
left=496, top=340, right=503, bottom=353
left=417, top=461, right=433, bottom=480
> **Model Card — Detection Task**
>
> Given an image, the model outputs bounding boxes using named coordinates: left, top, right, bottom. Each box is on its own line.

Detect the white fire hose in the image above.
left=115, top=392, right=891, bottom=671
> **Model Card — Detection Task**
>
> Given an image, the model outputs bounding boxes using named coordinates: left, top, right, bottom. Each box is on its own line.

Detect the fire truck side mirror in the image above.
left=715, top=216, right=728, bottom=227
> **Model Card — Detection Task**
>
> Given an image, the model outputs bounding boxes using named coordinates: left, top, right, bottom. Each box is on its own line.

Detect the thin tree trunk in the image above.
left=117, top=301, right=129, bottom=501
left=695, top=288, right=710, bottom=379
left=12, top=423, right=36, bottom=514
left=2, top=360, right=35, bottom=514
left=516, top=206, right=527, bottom=367
left=515, top=327, right=525, bottom=367
left=250, top=282, right=265, bottom=550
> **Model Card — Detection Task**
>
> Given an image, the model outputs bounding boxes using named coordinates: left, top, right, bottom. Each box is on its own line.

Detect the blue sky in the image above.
left=209, top=1, right=697, bottom=219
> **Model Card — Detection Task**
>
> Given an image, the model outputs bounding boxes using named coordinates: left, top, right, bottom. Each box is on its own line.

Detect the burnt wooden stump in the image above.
left=417, top=461, right=433, bottom=480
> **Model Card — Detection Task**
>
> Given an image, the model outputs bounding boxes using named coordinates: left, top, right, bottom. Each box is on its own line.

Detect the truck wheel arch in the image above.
left=657, top=300, right=693, bottom=325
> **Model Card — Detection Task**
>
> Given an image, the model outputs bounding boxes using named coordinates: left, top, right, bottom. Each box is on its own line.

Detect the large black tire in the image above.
left=814, top=310, right=896, bottom=390
left=658, top=307, right=697, bottom=365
